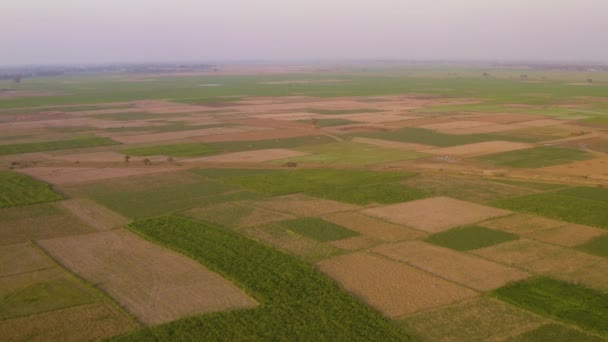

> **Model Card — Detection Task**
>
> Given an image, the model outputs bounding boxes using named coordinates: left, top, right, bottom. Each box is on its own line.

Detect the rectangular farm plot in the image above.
left=18, top=166, right=181, bottom=186
left=476, top=146, right=592, bottom=168
left=59, top=198, right=128, bottom=231
left=188, top=148, right=309, bottom=163
left=0, top=171, right=63, bottom=208
left=279, top=217, right=359, bottom=242
left=250, top=194, right=360, bottom=217
left=480, top=213, right=566, bottom=234
left=425, top=225, right=519, bottom=251
left=318, top=252, right=477, bottom=317
left=351, top=137, right=434, bottom=151
left=420, top=120, right=494, bottom=131
left=400, top=297, right=547, bottom=342
left=362, top=197, right=510, bottom=233
left=38, top=229, right=258, bottom=325
left=0, top=242, right=55, bottom=277
left=372, top=241, right=528, bottom=291
left=423, top=141, right=533, bottom=158
left=322, top=212, right=426, bottom=241
left=183, top=202, right=294, bottom=228
left=526, top=224, right=605, bottom=247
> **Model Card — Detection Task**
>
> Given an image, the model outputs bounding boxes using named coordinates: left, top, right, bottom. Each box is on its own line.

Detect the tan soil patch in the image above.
left=188, top=149, right=309, bottom=163
left=471, top=114, right=544, bottom=123
left=331, top=125, right=388, bottom=133
left=384, top=117, right=458, bottom=128
left=104, top=127, right=246, bottom=144
left=352, top=137, right=434, bottom=151
left=474, top=239, right=608, bottom=291
left=423, top=141, right=533, bottom=158
left=0, top=242, right=55, bottom=277
left=251, top=194, right=359, bottom=217
left=183, top=202, right=294, bottom=228
left=251, top=112, right=323, bottom=119
left=59, top=198, right=128, bottom=231
left=536, top=157, right=608, bottom=179
left=342, top=113, right=416, bottom=123
left=322, top=212, right=426, bottom=241
left=401, top=297, right=547, bottom=342
left=318, top=252, right=477, bottom=317
left=0, top=303, right=138, bottom=342
left=329, top=236, right=380, bottom=251
left=258, top=79, right=347, bottom=85
left=0, top=203, right=96, bottom=246
left=525, top=223, right=606, bottom=247
left=38, top=229, right=258, bottom=325
left=480, top=213, right=565, bottom=234
left=440, top=124, right=522, bottom=135
left=44, top=151, right=126, bottom=163
left=420, top=121, right=493, bottom=131
left=514, top=119, right=563, bottom=127
left=195, top=128, right=318, bottom=143
left=240, top=223, right=340, bottom=262
left=133, top=100, right=208, bottom=114
left=362, top=197, right=510, bottom=233
left=372, top=241, right=528, bottom=291
left=18, top=166, right=180, bottom=185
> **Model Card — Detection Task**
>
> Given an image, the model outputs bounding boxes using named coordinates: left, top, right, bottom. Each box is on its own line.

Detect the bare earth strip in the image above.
left=186, top=149, right=309, bottom=163
left=0, top=303, right=138, bottom=342
left=423, top=141, right=533, bottom=158
left=362, top=197, right=510, bottom=233
left=38, top=229, right=258, bottom=325
left=372, top=241, right=528, bottom=291
left=18, top=166, right=181, bottom=185
left=318, top=252, right=477, bottom=317
left=103, top=127, right=246, bottom=144
left=43, top=151, right=127, bottom=163
left=322, top=212, right=426, bottom=241
left=59, top=198, right=129, bottom=231
left=352, top=137, right=434, bottom=151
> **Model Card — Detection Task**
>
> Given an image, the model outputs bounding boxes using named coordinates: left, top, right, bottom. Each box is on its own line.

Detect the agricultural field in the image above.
left=2, top=65, right=608, bottom=340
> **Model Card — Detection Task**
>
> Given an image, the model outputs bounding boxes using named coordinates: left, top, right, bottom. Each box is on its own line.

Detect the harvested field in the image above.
left=472, top=114, right=543, bottom=123
left=251, top=194, right=359, bottom=217
left=362, top=197, right=510, bottom=233
left=329, top=236, right=380, bottom=251
left=183, top=202, right=294, bottom=228
left=372, top=241, right=528, bottom=291
left=18, top=166, right=181, bottom=185
left=103, top=127, right=246, bottom=144
left=480, top=213, right=566, bottom=234
left=537, top=156, right=608, bottom=178
left=318, top=252, right=477, bottom=317
left=38, top=229, right=258, bottom=325
left=352, top=137, right=433, bottom=151
left=441, top=123, right=522, bottom=135
left=526, top=223, right=605, bottom=247
left=400, top=297, right=547, bottom=342
left=59, top=198, right=128, bottom=230
left=195, top=128, right=317, bottom=143
left=0, top=203, right=95, bottom=245
left=0, top=242, right=55, bottom=277
left=0, top=303, right=138, bottom=342
left=189, top=148, right=309, bottom=163
left=423, top=141, right=533, bottom=157
left=515, top=119, right=563, bottom=127
left=322, top=212, right=426, bottom=241
left=343, top=113, right=414, bottom=123
left=44, top=151, right=127, bottom=163
left=420, top=120, right=492, bottom=131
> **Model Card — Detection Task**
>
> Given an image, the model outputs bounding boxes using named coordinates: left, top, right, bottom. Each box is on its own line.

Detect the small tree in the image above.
left=143, top=158, right=151, bottom=166
left=12, top=75, right=22, bottom=90
left=124, top=155, right=131, bottom=163
left=587, top=78, right=593, bottom=84
left=167, top=156, right=174, bottom=162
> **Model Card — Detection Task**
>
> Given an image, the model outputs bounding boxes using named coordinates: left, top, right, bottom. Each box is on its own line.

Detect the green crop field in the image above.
left=305, top=118, right=357, bottom=127
left=492, top=188, right=608, bottom=229
left=354, top=127, right=516, bottom=147
left=0, top=171, right=63, bottom=208
left=208, top=135, right=336, bottom=153
left=104, top=122, right=228, bottom=133
left=513, top=324, right=604, bottom=342
left=279, top=142, right=424, bottom=165
left=121, top=143, right=218, bottom=157
left=223, top=168, right=414, bottom=196
left=493, top=277, right=608, bottom=337
left=112, top=216, right=409, bottom=341
left=488, top=178, right=567, bottom=191
left=0, top=136, right=119, bottom=155
left=307, top=182, right=430, bottom=205
left=191, top=168, right=281, bottom=179
left=94, top=112, right=164, bottom=121
left=425, top=225, right=518, bottom=251
left=280, top=217, right=359, bottom=242
left=307, top=108, right=384, bottom=115
left=476, top=146, right=592, bottom=168
left=577, top=235, right=608, bottom=257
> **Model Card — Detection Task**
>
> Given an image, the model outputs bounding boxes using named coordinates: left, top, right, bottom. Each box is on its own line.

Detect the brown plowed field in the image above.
left=251, top=194, right=359, bottom=217
left=423, top=141, right=533, bottom=157
left=38, top=230, right=258, bottom=325
left=59, top=198, right=128, bottom=231
left=18, top=166, right=181, bottom=185
left=188, top=149, right=309, bottom=163
left=322, top=212, right=426, bottom=241
left=318, top=252, right=477, bottom=317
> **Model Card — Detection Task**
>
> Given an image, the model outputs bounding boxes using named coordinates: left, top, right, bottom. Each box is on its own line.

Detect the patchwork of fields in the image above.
left=1, top=67, right=608, bottom=340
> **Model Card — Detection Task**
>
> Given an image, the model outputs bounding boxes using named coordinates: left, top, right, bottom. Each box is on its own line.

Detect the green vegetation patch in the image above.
left=121, top=143, right=218, bottom=157
left=556, top=187, right=608, bottom=204
left=0, top=136, right=118, bottom=155
left=94, top=112, right=164, bottom=121
left=306, top=118, right=357, bottom=127
left=224, top=168, right=409, bottom=195
left=115, top=216, right=408, bottom=341
left=307, top=182, right=430, bottom=205
left=511, top=324, right=605, bottom=342
left=279, top=142, right=424, bottom=165
left=577, top=235, right=608, bottom=257
left=493, top=277, right=608, bottom=337
left=307, top=108, right=383, bottom=115
left=354, top=127, right=504, bottom=147
left=209, top=135, right=336, bottom=153
left=191, top=168, right=280, bottom=179
left=0, top=171, right=63, bottom=208
left=425, top=225, right=518, bottom=251
left=476, top=146, right=592, bottom=168
left=280, top=217, right=358, bottom=242
left=492, top=190, right=608, bottom=229
left=488, top=178, right=567, bottom=191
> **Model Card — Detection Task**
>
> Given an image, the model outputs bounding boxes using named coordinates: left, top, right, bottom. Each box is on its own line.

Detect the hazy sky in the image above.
left=2, top=0, right=607, bottom=66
